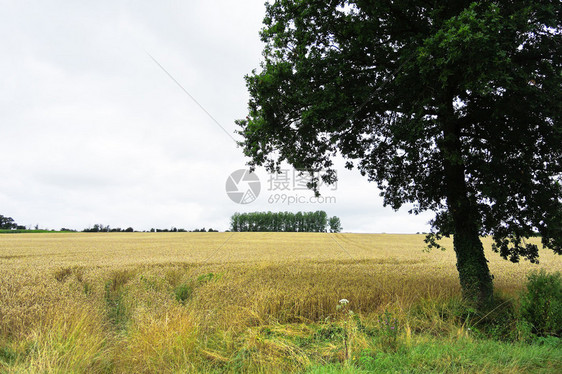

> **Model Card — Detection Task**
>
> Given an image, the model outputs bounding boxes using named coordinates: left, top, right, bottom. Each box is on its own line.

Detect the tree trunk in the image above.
left=448, top=192, right=494, bottom=307
left=441, top=96, right=494, bottom=308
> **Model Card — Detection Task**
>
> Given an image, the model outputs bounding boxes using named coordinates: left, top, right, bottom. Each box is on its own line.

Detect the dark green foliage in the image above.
left=174, top=283, right=193, bottom=304
left=520, top=270, right=562, bottom=337
left=236, top=0, right=562, bottom=306
left=83, top=225, right=138, bottom=232
left=328, top=216, right=342, bottom=233
left=230, top=211, right=334, bottom=232
left=83, top=224, right=111, bottom=233
left=0, top=215, right=17, bottom=230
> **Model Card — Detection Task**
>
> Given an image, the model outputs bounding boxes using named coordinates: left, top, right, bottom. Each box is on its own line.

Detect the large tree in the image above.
left=236, top=0, right=562, bottom=306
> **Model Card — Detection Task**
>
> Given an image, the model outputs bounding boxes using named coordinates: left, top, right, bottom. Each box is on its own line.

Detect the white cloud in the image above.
left=0, top=0, right=432, bottom=233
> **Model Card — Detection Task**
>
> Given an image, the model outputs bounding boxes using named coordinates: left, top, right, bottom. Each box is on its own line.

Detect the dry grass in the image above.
left=1, top=233, right=560, bottom=372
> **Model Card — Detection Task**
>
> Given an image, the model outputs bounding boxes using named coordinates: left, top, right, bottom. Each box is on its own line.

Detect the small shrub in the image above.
left=519, top=270, right=562, bottom=337
left=174, top=283, right=192, bottom=304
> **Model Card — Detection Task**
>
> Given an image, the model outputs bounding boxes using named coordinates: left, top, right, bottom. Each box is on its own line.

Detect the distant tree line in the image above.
left=230, top=211, right=342, bottom=232
left=83, top=224, right=220, bottom=233
left=0, top=215, right=26, bottom=230
left=83, top=224, right=134, bottom=232
left=6, top=211, right=354, bottom=234
left=148, top=227, right=218, bottom=233
left=0, top=214, right=69, bottom=232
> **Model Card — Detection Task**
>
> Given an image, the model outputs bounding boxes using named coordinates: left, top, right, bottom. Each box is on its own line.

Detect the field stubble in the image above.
left=0, top=233, right=560, bottom=373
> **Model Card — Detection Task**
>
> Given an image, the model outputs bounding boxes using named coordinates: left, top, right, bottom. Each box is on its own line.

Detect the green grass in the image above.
left=307, top=337, right=562, bottom=373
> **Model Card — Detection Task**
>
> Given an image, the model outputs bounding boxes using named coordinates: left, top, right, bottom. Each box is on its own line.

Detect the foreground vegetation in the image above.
left=1, top=233, right=560, bottom=373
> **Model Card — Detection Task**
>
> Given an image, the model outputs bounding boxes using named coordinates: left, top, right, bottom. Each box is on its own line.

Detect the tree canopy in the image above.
left=230, top=211, right=341, bottom=232
left=328, top=216, right=343, bottom=233
left=0, top=215, right=17, bottom=230
left=237, top=0, right=562, bottom=306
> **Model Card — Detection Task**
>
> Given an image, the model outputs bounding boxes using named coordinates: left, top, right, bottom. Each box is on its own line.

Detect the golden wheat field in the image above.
left=1, top=233, right=561, bottom=373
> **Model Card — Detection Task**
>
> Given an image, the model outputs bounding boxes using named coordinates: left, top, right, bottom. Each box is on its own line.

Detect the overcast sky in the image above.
left=0, top=0, right=433, bottom=233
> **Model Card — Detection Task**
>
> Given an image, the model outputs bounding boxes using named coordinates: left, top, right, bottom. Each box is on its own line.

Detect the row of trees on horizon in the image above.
left=3, top=212, right=343, bottom=233
left=83, top=224, right=219, bottom=233
left=230, top=211, right=342, bottom=232
left=0, top=215, right=219, bottom=233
